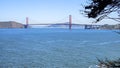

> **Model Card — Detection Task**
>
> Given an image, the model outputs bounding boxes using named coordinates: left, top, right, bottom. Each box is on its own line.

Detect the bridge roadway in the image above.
left=28, top=23, right=101, bottom=26
left=24, top=24, right=102, bottom=29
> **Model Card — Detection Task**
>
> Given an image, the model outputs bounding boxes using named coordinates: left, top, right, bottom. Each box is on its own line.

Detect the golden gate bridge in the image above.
left=24, top=15, right=101, bottom=30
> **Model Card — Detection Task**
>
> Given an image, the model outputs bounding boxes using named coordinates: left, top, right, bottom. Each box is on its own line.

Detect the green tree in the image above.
left=84, top=0, right=120, bottom=23
left=97, top=58, right=120, bottom=68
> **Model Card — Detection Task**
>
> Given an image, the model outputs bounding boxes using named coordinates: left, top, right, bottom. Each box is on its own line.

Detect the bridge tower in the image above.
left=69, top=15, right=72, bottom=30
left=26, top=17, right=29, bottom=25
left=24, top=17, right=29, bottom=28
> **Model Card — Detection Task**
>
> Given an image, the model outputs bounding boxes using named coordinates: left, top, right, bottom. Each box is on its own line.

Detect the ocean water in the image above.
left=0, top=28, right=120, bottom=68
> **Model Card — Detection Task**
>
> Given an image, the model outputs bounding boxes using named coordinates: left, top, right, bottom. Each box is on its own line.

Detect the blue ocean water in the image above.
left=0, top=28, right=120, bottom=68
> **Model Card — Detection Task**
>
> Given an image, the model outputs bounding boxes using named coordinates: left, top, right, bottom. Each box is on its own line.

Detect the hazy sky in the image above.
left=0, top=0, right=119, bottom=25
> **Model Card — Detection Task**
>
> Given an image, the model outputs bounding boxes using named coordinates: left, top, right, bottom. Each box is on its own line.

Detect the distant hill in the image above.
left=0, top=21, right=24, bottom=28
left=48, top=22, right=68, bottom=27
left=48, top=22, right=84, bottom=29
left=48, top=22, right=84, bottom=28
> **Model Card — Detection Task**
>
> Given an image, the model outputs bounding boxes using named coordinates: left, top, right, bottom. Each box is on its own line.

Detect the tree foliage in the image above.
left=84, top=0, right=120, bottom=23
left=97, top=58, right=120, bottom=68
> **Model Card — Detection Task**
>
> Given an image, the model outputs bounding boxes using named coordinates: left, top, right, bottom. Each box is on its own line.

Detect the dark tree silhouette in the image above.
left=84, top=0, right=120, bottom=23
left=97, top=58, right=120, bottom=68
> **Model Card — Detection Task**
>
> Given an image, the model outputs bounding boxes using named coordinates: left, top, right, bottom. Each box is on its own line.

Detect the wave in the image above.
left=93, top=40, right=120, bottom=45
left=88, top=65, right=99, bottom=68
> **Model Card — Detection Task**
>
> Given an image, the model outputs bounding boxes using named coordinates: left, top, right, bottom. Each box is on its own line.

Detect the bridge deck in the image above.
left=27, top=24, right=102, bottom=26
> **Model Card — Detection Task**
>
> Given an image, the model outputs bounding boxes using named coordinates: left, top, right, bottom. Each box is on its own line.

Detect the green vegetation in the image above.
left=97, top=58, right=120, bottom=68
left=84, top=1, right=120, bottom=67
left=84, top=0, right=120, bottom=23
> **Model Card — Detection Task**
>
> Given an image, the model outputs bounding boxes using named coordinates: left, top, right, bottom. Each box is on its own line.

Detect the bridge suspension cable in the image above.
left=25, top=15, right=73, bottom=29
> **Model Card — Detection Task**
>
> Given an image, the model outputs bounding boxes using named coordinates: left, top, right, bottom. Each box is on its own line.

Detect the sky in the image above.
left=0, top=0, right=119, bottom=25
